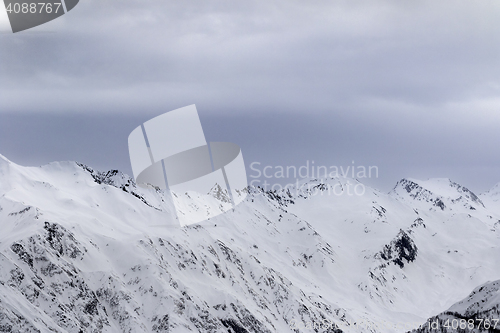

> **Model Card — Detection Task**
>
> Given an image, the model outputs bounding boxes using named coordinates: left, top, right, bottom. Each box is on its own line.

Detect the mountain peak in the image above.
left=391, top=178, right=484, bottom=210
left=208, top=183, right=232, bottom=203
left=482, top=182, right=500, bottom=199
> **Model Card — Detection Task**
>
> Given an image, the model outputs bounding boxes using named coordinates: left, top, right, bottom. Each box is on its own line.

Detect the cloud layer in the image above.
left=1, top=0, right=500, bottom=191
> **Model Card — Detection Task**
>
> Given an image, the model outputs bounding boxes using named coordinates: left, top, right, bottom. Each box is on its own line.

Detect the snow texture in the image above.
left=0, top=154, right=499, bottom=333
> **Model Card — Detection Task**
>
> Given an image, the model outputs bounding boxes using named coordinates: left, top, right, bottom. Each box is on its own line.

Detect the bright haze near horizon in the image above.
left=0, top=0, right=499, bottom=193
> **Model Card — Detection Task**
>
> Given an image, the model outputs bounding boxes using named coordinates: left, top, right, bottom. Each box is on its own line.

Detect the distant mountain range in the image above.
left=0, top=154, right=498, bottom=333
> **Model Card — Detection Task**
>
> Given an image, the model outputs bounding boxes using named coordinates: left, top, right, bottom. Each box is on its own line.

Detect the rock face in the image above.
left=377, top=229, right=417, bottom=269
left=0, top=154, right=499, bottom=333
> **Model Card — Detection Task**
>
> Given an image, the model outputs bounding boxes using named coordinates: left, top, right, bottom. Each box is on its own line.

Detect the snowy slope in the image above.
left=0, top=154, right=499, bottom=333
left=408, top=280, right=500, bottom=333
left=480, top=183, right=500, bottom=221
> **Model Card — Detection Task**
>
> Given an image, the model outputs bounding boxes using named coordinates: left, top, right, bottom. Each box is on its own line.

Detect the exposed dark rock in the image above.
left=377, top=230, right=418, bottom=268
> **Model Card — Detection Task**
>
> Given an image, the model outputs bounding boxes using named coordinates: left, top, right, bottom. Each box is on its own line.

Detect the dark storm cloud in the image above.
left=1, top=0, right=500, bottom=192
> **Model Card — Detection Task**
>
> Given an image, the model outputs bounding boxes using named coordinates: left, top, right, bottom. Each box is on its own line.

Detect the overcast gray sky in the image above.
left=1, top=0, right=500, bottom=192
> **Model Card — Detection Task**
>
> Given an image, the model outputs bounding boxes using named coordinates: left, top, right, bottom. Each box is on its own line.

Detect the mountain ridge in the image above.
left=0, top=155, right=499, bottom=333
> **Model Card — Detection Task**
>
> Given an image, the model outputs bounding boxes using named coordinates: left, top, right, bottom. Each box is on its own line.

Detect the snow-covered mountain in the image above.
left=408, top=279, right=500, bottom=333
left=0, top=154, right=499, bottom=333
left=390, top=178, right=484, bottom=211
